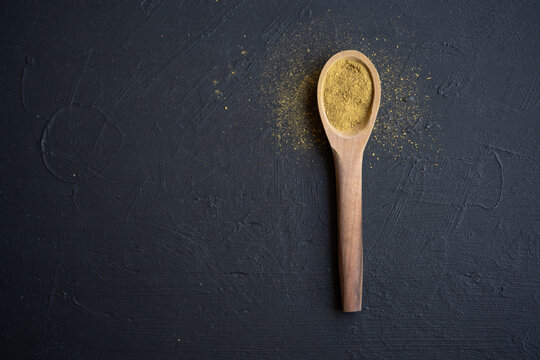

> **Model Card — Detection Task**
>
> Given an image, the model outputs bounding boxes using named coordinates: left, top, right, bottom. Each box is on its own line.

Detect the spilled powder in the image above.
left=323, top=58, right=373, bottom=134
left=261, top=16, right=441, bottom=161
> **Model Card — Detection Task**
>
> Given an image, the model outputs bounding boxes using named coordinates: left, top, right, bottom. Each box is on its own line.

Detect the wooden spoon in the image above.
left=317, top=50, right=381, bottom=312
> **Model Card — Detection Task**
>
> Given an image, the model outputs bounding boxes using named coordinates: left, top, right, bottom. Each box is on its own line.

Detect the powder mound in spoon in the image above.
left=323, top=58, right=373, bottom=133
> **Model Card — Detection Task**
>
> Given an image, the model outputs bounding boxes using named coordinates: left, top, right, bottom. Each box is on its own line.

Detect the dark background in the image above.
left=1, top=1, right=539, bottom=359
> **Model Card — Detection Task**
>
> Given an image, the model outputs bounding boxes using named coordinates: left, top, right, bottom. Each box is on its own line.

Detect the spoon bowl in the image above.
left=317, top=50, right=381, bottom=312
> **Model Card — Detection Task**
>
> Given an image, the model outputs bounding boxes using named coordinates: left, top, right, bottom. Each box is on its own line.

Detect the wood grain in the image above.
left=318, top=50, right=381, bottom=312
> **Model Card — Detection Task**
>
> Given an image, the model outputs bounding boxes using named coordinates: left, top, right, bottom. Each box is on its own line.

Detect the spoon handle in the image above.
left=335, top=155, right=364, bottom=312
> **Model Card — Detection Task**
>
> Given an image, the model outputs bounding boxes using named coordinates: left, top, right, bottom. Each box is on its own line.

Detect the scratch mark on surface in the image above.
left=72, top=297, right=98, bottom=316
left=138, top=1, right=247, bottom=92
left=21, top=56, right=35, bottom=114
left=484, top=143, right=535, bottom=160
left=329, top=17, right=338, bottom=41
left=44, top=250, right=64, bottom=322
left=70, top=49, right=94, bottom=109
left=122, top=177, right=149, bottom=227
left=123, top=0, right=170, bottom=51
left=261, top=2, right=298, bottom=47
left=470, top=150, right=504, bottom=210
left=203, top=0, right=246, bottom=38
left=107, top=59, right=144, bottom=116
left=137, top=220, right=210, bottom=255
left=519, top=71, right=538, bottom=111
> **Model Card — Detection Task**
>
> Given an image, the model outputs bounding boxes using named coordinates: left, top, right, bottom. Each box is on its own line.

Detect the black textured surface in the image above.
left=1, top=1, right=539, bottom=359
